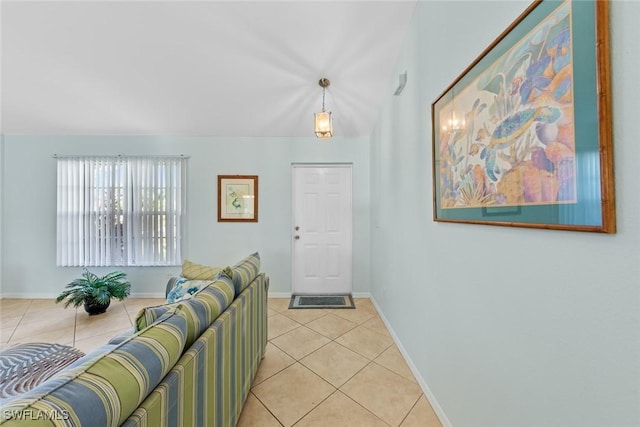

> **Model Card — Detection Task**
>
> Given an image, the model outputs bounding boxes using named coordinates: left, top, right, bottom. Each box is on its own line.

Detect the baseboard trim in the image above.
left=1, top=291, right=372, bottom=300
left=129, top=292, right=165, bottom=299
left=352, top=292, right=371, bottom=298
left=0, top=293, right=59, bottom=299
left=268, top=291, right=372, bottom=299
left=268, top=292, right=291, bottom=298
left=369, top=296, right=453, bottom=427
left=0, top=293, right=166, bottom=299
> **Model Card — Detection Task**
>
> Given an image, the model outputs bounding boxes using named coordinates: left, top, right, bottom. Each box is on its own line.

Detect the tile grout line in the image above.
left=334, top=388, right=394, bottom=427
left=5, top=299, right=31, bottom=344
left=397, top=391, right=425, bottom=427
left=248, top=390, right=285, bottom=427
left=265, top=303, right=413, bottom=427
left=72, top=307, right=76, bottom=346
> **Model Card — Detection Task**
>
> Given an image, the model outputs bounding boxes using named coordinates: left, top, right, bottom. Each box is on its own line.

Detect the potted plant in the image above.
left=56, top=269, right=131, bottom=315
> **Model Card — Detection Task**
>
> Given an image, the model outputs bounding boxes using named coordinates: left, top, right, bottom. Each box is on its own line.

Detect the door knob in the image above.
left=294, top=235, right=300, bottom=240
left=295, top=226, right=300, bottom=231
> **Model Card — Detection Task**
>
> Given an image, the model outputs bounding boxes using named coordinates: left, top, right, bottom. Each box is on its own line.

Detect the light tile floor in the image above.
left=0, top=297, right=162, bottom=353
left=0, top=297, right=442, bottom=427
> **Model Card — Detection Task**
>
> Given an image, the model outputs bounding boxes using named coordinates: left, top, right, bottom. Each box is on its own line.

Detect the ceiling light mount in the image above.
left=314, top=77, right=333, bottom=139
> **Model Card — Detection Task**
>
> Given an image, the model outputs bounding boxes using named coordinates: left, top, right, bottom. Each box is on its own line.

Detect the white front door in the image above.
left=292, top=165, right=352, bottom=295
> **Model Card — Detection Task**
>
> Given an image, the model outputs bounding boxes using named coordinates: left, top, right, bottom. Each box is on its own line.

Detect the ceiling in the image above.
left=1, top=1, right=417, bottom=138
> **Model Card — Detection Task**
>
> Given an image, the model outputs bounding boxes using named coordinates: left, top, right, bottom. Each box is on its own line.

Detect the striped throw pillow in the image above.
left=181, top=259, right=222, bottom=280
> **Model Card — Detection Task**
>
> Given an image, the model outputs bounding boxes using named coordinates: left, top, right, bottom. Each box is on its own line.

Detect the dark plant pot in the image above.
left=84, top=300, right=110, bottom=315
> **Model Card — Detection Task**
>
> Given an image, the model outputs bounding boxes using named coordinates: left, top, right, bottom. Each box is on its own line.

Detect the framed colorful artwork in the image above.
left=217, top=175, right=258, bottom=222
left=431, top=0, right=615, bottom=232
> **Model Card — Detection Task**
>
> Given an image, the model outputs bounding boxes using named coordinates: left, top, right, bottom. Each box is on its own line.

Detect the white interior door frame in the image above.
left=291, top=163, right=353, bottom=295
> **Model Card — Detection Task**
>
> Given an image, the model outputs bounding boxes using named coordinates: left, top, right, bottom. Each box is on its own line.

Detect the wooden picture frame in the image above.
left=431, top=0, right=615, bottom=233
left=217, top=175, right=258, bottom=222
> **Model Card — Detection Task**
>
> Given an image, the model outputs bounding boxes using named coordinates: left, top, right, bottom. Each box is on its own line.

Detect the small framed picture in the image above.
left=217, top=175, right=258, bottom=222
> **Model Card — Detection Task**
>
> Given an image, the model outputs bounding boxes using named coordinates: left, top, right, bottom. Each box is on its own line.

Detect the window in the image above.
left=56, top=156, right=187, bottom=267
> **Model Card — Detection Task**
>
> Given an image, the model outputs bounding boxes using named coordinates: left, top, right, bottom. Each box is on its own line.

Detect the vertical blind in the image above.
left=56, top=156, right=187, bottom=267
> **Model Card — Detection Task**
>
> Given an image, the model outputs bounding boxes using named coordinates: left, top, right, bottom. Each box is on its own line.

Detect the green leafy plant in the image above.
left=56, top=269, right=131, bottom=308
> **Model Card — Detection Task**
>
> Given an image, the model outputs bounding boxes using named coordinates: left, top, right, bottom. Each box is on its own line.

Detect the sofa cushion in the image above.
left=166, top=277, right=213, bottom=303
left=181, top=259, right=222, bottom=280
left=1, top=308, right=189, bottom=426
left=174, top=275, right=235, bottom=348
left=136, top=301, right=181, bottom=331
left=229, top=252, right=260, bottom=294
left=136, top=278, right=216, bottom=330
left=135, top=276, right=235, bottom=348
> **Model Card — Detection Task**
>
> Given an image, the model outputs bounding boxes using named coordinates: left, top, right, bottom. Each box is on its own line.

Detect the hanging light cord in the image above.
left=321, top=87, right=326, bottom=112
left=318, top=78, right=330, bottom=113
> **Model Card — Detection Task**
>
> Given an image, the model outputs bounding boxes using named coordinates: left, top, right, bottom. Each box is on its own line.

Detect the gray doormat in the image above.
left=289, top=294, right=355, bottom=309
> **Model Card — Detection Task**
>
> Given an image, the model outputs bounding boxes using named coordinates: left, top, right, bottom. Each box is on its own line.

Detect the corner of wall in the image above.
left=0, top=134, right=4, bottom=295
left=369, top=295, right=453, bottom=427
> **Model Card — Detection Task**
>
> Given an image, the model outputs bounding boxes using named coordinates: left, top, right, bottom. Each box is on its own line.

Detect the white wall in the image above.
left=0, top=135, right=370, bottom=298
left=371, top=1, right=639, bottom=427
left=0, top=135, right=4, bottom=294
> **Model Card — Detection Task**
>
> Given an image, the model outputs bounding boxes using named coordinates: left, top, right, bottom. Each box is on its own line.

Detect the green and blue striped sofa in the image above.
left=0, top=253, right=268, bottom=427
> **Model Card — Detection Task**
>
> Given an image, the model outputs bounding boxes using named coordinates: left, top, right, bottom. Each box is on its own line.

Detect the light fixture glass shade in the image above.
left=314, top=111, right=333, bottom=138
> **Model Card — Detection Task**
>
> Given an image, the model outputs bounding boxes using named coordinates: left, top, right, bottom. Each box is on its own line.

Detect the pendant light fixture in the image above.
left=314, top=78, right=333, bottom=139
